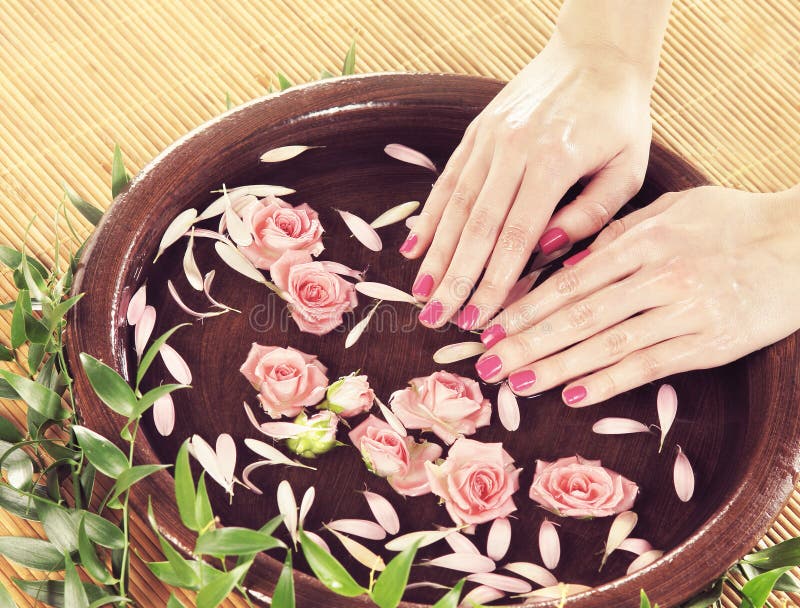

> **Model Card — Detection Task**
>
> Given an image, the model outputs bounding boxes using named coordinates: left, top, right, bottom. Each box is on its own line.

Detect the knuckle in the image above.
left=498, top=224, right=531, bottom=254
left=464, top=207, right=498, bottom=238
left=577, top=200, right=613, bottom=233
left=567, top=301, right=594, bottom=330
left=511, top=330, right=538, bottom=360
left=555, top=268, right=581, bottom=297
left=596, top=369, right=618, bottom=399
left=546, top=355, right=569, bottom=380
left=441, top=272, right=473, bottom=300
left=601, top=329, right=629, bottom=357
left=659, top=256, right=698, bottom=291
left=449, top=187, right=476, bottom=211
left=599, top=218, right=627, bottom=243
left=630, top=350, right=661, bottom=383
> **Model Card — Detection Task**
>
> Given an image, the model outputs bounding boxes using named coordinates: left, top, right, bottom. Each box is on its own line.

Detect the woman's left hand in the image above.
left=474, top=185, right=800, bottom=406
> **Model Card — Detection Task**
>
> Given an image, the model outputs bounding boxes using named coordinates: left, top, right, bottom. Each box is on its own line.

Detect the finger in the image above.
left=422, top=155, right=525, bottom=328
left=412, top=140, right=493, bottom=303
left=475, top=268, right=671, bottom=382
left=400, top=126, right=478, bottom=259
left=562, top=335, right=702, bottom=407
left=464, top=162, right=580, bottom=329
left=506, top=304, right=699, bottom=396
left=588, top=191, right=680, bottom=252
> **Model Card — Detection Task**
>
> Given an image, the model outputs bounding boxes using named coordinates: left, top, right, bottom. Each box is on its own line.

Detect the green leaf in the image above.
left=64, top=553, right=91, bottom=608
left=0, top=440, right=34, bottom=490
left=681, top=576, right=725, bottom=608
left=88, top=596, right=132, bottom=608
left=27, top=342, right=46, bottom=372
left=35, top=498, right=79, bottom=553
left=371, top=540, right=419, bottom=608
left=0, top=483, right=40, bottom=520
left=0, top=580, right=16, bottom=608
left=174, top=441, right=198, bottom=531
left=81, top=511, right=125, bottom=549
left=111, top=144, right=131, bottom=198
left=740, top=566, right=792, bottom=608
left=0, top=536, right=64, bottom=570
left=0, top=416, right=22, bottom=443
left=431, top=579, right=465, bottom=608
left=135, top=324, right=190, bottom=388
left=79, top=353, right=137, bottom=417
left=45, top=293, right=84, bottom=332
left=64, top=183, right=103, bottom=226
left=78, top=518, right=117, bottom=584
left=148, top=497, right=199, bottom=588
left=0, top=246, right=48, bottom=277
left=14, top=578, right=105, bottom=608
left=299, top=529, right=366, bottom=597
left=277, top=72, right=292, bottom=90
left=80, top=462, right=97, bottom=506
left=273, top=552, right=295, bottom=608
left=10, top=292, right=26, bottom=349
left=341, top=40, right=356, bottom=75
left=73, top=425, right=129, bottom=478
left=20, top=254, right=47, bottom=302
left=640, top=589, right=652, bottom=608
left=195, top=562, right=251, bottom=608
left=106, top=464, right=170, bottom=508
left=319, top=69, right=335, bottom=79
left=744, top=537, right=800, bottom=569
left=0, top=343, right=12, bottom=362
left=0, top=370, right=68, bottom=420
left=195, top=527, right=285, bottom=556
left=195, top=473, right=214, bottom=531
left=225, top=92, right=233, bottom=111
left=167, top=593, right=188, bottom=608
left=134, top=383, right=188, bottom=417
left=148, top=560, right=222, bottom=591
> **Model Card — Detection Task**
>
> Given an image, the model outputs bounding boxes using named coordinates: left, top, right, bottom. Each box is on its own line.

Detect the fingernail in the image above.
left=412, top=274, right=434, bottom=298
left=475, top=354, right=502, bottom=380
left=399, top=233, right=417, bottom=254
left=480, top=324, right=506, bottom=348
left=418, top=300, right=443, bottom=325
left=563, top=249, right=590, bottom=266
left=563, top=385, right=588, bottom=406
left=509, top=370, right=536, bottom=392
left=457, top=305, right=480, bottom=330
left=539, top=228, right=569, bottom=255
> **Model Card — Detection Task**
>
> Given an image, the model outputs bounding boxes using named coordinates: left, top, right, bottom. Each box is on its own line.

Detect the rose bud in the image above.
left=318, top=373, right=375, bottom=418
left=286, top=410, right=340, bottom=458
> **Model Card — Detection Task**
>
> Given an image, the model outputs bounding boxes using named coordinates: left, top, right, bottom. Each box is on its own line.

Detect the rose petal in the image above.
left=167, top=280, right=226, bottom=319
left=487, top=517, right=511, bottom=562
left=345, top=303, right=380, bottom=349
left=126, top=284, right=147, bottom=325
left=592, top=417, right=651, bottom=435
left=601, top=511, right=638, bottom=570
left=326, top=519, right=387, bottom=540
left=498, top=383, right=520, bottom=432
left=384, top=143, right=437, bottom=173
left=370, top=201, right=420, bottom=229
left=374, top=396, right=407, bottom=437
left=134, top=306, right=156, bottom=358
left=299, top=486, right=315, bottom=527
left=224, top=203, right=253, bottom=247
left=502, top=269, right=542, bottom=308
left=466, top=573, right=532, bottom=594
left=327, top=527, right=385, bottom=571
left=539, top=519, right=560, bottom=570
left=425, top=553, right=495, bottom=573
left=432, top=341, right=486, bottom=364
left=199, top=185, right=295, bottom=221
left=355, top=282, right=416, bottom=304
left=362, top=490, right=400, bottom=535
left=320, top=261, right=364, bottom=279
left=182, top=230, right=204, bottom=291
left=618, top=538, right=653, bottom=556
left=260, top=145, right=321, bottom=163
left=658, top=383, right=678, bottom=452
left=674, top=447, right=695, bottom=502
left=153, top=393, right=175, bottom=436
left=385, top=527, right=459, bottom=552
left=156, top=208, right=198, bottom=261
left=338, top=210, right=382, bottom=252
left=445, top=531, right=480, bottom=555
left=503, top=562, right=558, bottom=588
left=257, top=422, right=309, bottom=439
left=244, top=438, right=316, bottom=470
left=460, top=585, right=504, bottom=607
left=214, top=241, right=269, bottom=285
left=215, top=433, right=236, bottom=486
left=627, top=549, right=664, bottom=575
left=159, top=343, right=192, bottom=385
left=277, top=480, right=298, bottom=545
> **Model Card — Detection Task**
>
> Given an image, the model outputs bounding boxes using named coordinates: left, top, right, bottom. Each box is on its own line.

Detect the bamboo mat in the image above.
left=1, top=1, right=799, bottom=606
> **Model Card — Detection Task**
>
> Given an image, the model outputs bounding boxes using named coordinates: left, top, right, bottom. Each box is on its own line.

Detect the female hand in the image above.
left=474, top=185, right=800, bottom=406
left=402, top=0, right=670, bottom=331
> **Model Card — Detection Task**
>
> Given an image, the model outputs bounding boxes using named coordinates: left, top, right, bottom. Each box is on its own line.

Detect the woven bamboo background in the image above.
left=1, top=1, right=799, bottom=606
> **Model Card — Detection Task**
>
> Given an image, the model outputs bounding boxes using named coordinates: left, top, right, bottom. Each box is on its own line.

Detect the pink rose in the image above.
left=239, top=343, right=328, bottom=418
left=270, top=251, right=358, bottom=335
left=239, top=195, right=324, bottom=270
left=425, top=438, right=521, bottom=525
left=390, top=371, right=491, bottom=444
left=348, top=415, right=442, bottom=497
left=320, top=374, right=375, bottom=418
left=528, top=455, right=638, bottom=518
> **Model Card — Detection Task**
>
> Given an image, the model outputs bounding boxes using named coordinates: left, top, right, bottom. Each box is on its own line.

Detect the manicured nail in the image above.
left=412, top=273, right=434, bottom=298
left=563, top=385, right=588, bottom=406
left=480, top=324, right=506, bottom=348
left=457, top=305, right=480, bottom=330
left=563, top=249, right=590, bottom=266
left=475, top=354, right=502, bottom=380
left=418, top=300, right=443, bottom=325
left=399, top=233, right=417, bottom=254
left=539, top=228, right=569, bottom=255
left=509, top=370, right=536, bottom=392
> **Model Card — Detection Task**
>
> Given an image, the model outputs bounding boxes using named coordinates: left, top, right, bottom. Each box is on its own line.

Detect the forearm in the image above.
left=553, top=0, right=672, bottom=85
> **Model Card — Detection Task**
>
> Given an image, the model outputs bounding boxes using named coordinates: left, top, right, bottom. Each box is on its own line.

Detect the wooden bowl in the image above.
left=65, top=73, right=800, bottom=607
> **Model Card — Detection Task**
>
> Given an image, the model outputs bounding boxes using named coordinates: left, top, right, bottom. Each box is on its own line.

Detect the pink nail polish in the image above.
left=480, top=324, right=506, bottom=348
left=563, top=385, right=588, bottom=406
left=418, top=300, right=443, bottom=325
left=399, top=233, right=417, bottom=254
left=539, top=228, right=569, bottom=255
left=457, top=305, right=480, bottom=330
left=475, top=354, right=502, bottom=380
left=412, top=274, right=434, bottom=298
left=563, top=249, right=590, bottom=266
left=509, top=370, right=536, bottom=392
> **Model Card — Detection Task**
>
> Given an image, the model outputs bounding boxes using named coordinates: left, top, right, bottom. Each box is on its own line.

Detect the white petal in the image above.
left=362, top=491, right=400, bottom=536
left=592, top=417, right=651, bottom=435
left=466, top=573, right=531, bottom=594
left=355, top=282, right=415, bottom=304
left=159, top=343, right=192, bottom=385
left=326, top=519, right=386, bottom=540
left=498, top=383, right=520, bottom=432
left=385, top=528, right=458, bottom=552
left=486, top=517, right=511, bottom=562
left=503, top=562, right=558, bottom=588
left=539, top=519, right=560, bottom=570
left=338, top=210, right=382, bottom=252
left=370, top=201, right=420, bottom=229
left=432, top=341, right=486, bottom=364
left=134, top=306, right=156, bottom=358
left=182, top=230, right=204, bottom=290
left=299, top=486, right=315, bottom=528
left=156, top=208, right=197, bottom=260
left=153, top=393, right=174, bottom=436
left=627, top=549, right=664, bottom=575
left=260, top=145, right=321, bottom=163
left=126, top=284, right=147, bottom=325
left=674, top=447, right=695, bottom=502
left=601, top=511, right=638, bottom=570
left=425, top=553, right=495, bottom=573
left=658, top=383, right=678, bottom=452
left=214, top=241, right=268, bottom=285
left=327, top=528, right=385, bottom=571
left=277, top=480, right=298, bottom=544
left=384, top=143, right=437, bottom=173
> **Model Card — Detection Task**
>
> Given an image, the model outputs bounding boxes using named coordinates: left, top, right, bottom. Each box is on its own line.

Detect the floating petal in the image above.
left=167, top=280, right=227, bottom=319
left=202, top=271, right=238, bottom=313
left=156, top=208, right=197, bottom=260
left=134, top=306, right=156, bottom=358
left=303, top=530, right=330, bottom=553
left=355, top=282, right=416, bottom=304
left=260, top=145, right=321, bottom=163
left=244, top=437, right=316, bottom=470
left=215, top=434, right=237, bottom=488
left=674, top=447, right=695, bottom=502
left=601, top=511, right=638, bottom=570
left=433, top=341, right=486, bottom=364
left=320, top=261, right=363, bottom=279
left=539, top=519, right=560, bottom=570
left=518, top=584, right=592, bottom=599
left=385, top=528, right=458, bottom=552
left=256, top=422, right=308, bottom=439
left=126, top=284, right=147, bottom=325
left=498, top=383, right=520, bottom=432
left=277, top=480, right=298, bottom=545
left=327, top=527, right=385, bottom=571
left=214, top=241, right=269, bottom=285
left=445, top=531, right=480, bottom=555
left=299, top=486, right=315, bottom=528
left=370, top=201, right=420, bottom=229
left=224, top=204, right=253, bottom=247
left=384, top=143, right=437, bottom=173
left=153, top=393, right=175, bottom=436
left=618, top=538, right=653, bottom=556
left=338, top=210, right=382, bottom=252
left=460, top=586, right=505, bottom=606
left=658, top=383, right=678, bottom=452
left=487, top=517, right=511, bottom=562
left=361, top=491, right=400, bottom=535
left=159, top=343, right=192, bottom=385
left=425, top=553, right=495, bottom=573
left=375, top=396, right=407, bottom=437
left=503, top=563, right=558, bottom=588
left=466, top=573, right=531, bottom=594
left=181, top=230, right=204, bottom=291
left=592, top=417, right=651, bottom=435
left=327, top=519, right=387, bottom=540
left=345, top=302, right=380, bottom=349
left=627, top=549, right=664, bottom=575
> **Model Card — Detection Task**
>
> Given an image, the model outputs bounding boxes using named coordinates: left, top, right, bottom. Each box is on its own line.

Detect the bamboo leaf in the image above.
left=744, top=537, right=800, bottom=569
left=14, top=578, right=105, bottom=608
left=681, top=577, right=724, bottom=608
left=0, top=537, right=64, bottom=570
left=195, top=528, right=285, bottom=556
left=64, top=183, right=104, bottom=226
left=195, top=474, right=215, bottom=531
left=135, top=324, right=190, bottom=388
left=740, top=567, right=792, bottom=608
left=196, top=562, right=251, bottom=608
left=78, top=518, right=117, bottom=584
left=73, top=425, right=129, bottom=478
left=79, top=353, right=137, bottom=417
left=341, top=40, right=356, bottom=75
left=35, top=498, right=79, bottom=553
left=277, top=73, right=292, bottom=90
left=82, top=511, right=125, bottom=549
left=174, top=442, right=199, bottom=531
left=106, top=464, right=170, bottom=508
left=111, top=144, right=131, bottom=198
left=431, top=579, right=465, bottom=608
left=10, top=290, right=27, bottom=349
left=299, top=529, right=366, bottom=597
left=273, top=552, right=295, bottom=608
left=65, top=553, right=91, bottom=608
left=371, top=541, right=420, bottom=608
left=0, top=370, right=68, bottom=420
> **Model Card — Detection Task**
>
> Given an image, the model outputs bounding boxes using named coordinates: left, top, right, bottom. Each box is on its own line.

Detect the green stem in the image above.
left=118, top=418, right=140, bottom=598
